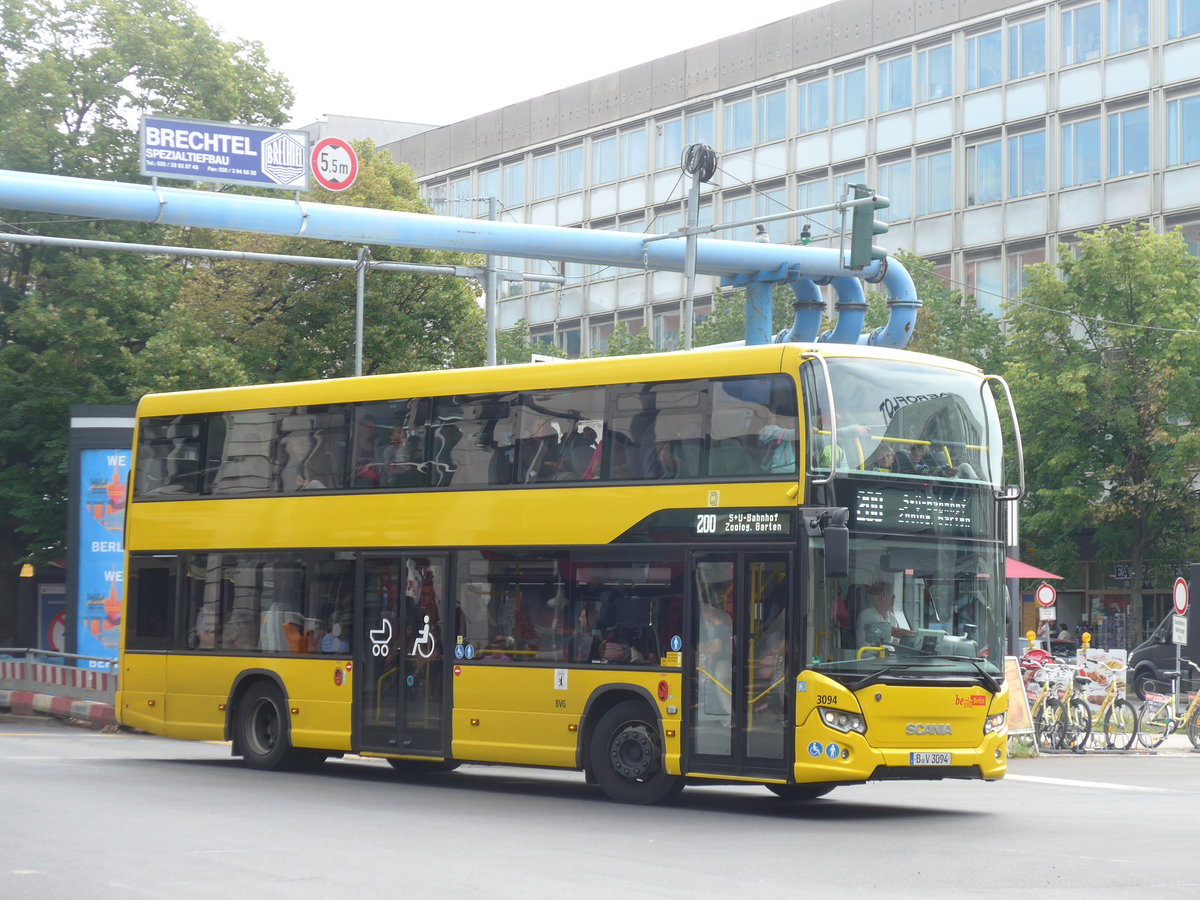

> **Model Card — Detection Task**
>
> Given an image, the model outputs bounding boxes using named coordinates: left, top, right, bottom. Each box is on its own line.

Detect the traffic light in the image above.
left=848, top=183, right=890, bottom=270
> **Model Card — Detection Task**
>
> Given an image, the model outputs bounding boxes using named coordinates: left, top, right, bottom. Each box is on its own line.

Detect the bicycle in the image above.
left=1022, top=659, right=1072, bottom=751
left=1084, top=675, right=1139, bottom=751
left=1136, top=659, right=1200, bottom=750
left=1059, top=675, right=1093, bottom=752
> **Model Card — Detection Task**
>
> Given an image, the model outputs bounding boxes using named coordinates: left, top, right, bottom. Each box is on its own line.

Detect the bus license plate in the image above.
left=909, top=752, right=951, bottom=765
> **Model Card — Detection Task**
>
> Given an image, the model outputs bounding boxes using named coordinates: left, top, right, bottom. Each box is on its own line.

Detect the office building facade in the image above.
left=386, top=0, right=1200, bottom=357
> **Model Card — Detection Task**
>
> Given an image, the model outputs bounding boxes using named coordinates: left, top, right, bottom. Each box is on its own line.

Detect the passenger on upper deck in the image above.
left=758, top=411, right=796, bottom=474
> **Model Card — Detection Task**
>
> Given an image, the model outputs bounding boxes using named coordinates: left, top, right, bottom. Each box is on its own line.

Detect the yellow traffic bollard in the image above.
left=1081, top=631, right=1091, bottom=650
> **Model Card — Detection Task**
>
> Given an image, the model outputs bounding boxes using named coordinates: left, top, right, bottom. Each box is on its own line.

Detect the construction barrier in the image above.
left=0, top=648, right=117, bottom=728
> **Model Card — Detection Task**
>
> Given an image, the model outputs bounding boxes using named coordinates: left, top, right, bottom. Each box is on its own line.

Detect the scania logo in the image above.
left=906, top=723, right=953, bottom=735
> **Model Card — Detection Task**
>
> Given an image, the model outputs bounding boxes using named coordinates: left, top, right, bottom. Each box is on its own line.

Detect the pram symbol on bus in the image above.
left=369, top=618, right=392, bottom=657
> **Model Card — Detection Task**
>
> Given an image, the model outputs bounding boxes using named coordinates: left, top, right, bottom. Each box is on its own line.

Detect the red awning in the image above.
left=1005, top=557, right=1062, bottom=580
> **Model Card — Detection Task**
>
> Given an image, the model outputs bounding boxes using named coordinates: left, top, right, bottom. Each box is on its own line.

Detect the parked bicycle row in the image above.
left=1020, top=653, right=1200, bottom=753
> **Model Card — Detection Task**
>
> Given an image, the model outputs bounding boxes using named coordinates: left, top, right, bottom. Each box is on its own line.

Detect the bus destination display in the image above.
left=694, top=510, right=791, bottom=536
left=852, top=487, right=977, bottom=535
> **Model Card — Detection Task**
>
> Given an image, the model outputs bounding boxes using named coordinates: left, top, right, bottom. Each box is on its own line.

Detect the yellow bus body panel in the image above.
left=116, top=652, right=167, bottom=734
left=121, top=653, right=353, bottom=751
left=792, top=672, right=1008, bottom=783
left=125, top=483, right=794, bottom=552
left=451, top=666, right=682, bottom=773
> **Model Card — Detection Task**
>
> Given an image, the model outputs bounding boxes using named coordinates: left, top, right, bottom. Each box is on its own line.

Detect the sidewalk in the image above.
left=0, top=688, right=116, bottom=730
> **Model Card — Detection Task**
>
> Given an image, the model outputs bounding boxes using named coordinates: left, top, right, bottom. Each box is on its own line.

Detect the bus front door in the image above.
left=689, top=552, right=791, bottom=779
left=356, top=555, right=448, bottom=758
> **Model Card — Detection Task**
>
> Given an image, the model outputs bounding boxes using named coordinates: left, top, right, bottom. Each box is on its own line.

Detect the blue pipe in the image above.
left=0, top=168, right=922, bottom=346
left=819, top=276, right=868, bottom=344
left=858, top=257, right=921, bottom=348
left=776, top=279, right=824, bottom=343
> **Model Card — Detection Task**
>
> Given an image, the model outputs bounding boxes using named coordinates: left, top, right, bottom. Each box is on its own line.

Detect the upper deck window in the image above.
left=804, top=358, right=1002, bottom=488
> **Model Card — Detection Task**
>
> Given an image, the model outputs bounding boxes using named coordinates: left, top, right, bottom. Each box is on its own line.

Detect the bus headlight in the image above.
left=983, top=712, right=1006, bottom=734
left=818, top=707, right=866, bottom=735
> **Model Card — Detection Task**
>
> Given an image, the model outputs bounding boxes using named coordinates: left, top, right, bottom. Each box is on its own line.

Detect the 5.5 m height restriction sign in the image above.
left=311, top=137, right=358, bottom=192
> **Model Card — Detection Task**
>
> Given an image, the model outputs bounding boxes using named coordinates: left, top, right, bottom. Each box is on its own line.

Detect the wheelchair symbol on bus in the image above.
left=411, top=614, right=435, bottom=659
left=369, top=618, right=392, bottom=657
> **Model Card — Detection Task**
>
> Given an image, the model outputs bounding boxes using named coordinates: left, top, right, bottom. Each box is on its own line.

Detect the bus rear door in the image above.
left=355, top=554, right=448, bottom=758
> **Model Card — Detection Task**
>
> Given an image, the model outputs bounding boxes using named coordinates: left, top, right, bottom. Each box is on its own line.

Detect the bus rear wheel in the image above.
left=238, top=682, right=298, bottom=771
left=588, top=700, right=683, bottom=805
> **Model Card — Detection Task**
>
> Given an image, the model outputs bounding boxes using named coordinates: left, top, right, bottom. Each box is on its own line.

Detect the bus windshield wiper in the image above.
left=941, top=656, right=1001, bottom=692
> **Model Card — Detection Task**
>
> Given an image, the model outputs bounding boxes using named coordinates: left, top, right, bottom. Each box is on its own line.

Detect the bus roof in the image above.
left=135, top=342, right=985, bottom=417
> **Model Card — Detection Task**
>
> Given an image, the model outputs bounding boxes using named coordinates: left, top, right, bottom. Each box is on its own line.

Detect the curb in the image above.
left=0, top=689, right=116, bottom=730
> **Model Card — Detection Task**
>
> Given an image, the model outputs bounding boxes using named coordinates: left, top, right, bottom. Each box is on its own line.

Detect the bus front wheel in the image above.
left=588, top=700, right=683, bottom=805
left=238, top=682, right=297, bottom=771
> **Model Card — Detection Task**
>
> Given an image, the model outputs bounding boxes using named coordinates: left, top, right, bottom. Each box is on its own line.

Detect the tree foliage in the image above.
left=898, top=251, right=1006, bottom=373
left=1004, top=224, right=1200, bottom=641
left=0, top=2, right=483, bottom=643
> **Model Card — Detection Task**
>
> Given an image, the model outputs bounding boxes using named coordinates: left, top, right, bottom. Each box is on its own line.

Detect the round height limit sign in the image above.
left=311, top=137, right=358, bottom=191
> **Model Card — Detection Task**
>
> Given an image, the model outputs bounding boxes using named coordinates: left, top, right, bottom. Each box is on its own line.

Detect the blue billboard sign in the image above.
left=140, top=115, right=309, bottom=190
left=75, top=448, right=130, bottom=664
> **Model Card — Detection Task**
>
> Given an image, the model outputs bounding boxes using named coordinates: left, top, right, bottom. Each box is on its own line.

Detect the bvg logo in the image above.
left=954, top=694, right=987, bottom=707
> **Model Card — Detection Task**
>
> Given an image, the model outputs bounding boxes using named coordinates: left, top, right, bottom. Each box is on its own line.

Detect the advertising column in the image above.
left=67, top=406, right=134, bottom=667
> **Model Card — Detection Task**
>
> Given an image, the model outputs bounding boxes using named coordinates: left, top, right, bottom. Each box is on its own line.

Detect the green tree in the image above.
left=1004, top=224, right=1200, bottom=643
left=693, top=284, right=796, bottom=347
left=596, top=322, right=656, bottom=357
left=0, top=0, right=295, bottom=641
left=495, top=319, right=565, bottom=365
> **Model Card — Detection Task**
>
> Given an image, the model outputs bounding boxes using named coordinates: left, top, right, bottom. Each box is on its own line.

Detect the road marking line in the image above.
left=1007, top=773, right=1170, bottom=792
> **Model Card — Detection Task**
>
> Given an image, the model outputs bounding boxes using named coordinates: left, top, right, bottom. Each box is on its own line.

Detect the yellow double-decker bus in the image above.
left=118, top=343, right=1019, bottom=803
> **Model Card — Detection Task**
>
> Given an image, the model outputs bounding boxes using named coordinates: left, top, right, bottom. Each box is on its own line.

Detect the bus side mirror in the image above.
left=822, top=509, right=849, bottom=580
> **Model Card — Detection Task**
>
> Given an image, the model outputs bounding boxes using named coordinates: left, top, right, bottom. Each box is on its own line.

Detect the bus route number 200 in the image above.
left=696, top=514, right=720, bottom=534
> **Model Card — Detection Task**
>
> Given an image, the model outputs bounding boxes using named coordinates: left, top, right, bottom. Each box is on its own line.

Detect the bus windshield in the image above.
left=805, top=358, right=1003, bottom=489
left=807, top=531, right=1006, bottom=684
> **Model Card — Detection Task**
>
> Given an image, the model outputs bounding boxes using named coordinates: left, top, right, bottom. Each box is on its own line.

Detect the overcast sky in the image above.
left=186, top=0, right=833, bottom=127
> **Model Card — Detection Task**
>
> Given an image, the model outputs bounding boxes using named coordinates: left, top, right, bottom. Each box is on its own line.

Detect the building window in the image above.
left=1009, top=17, right=1047, bottom=79
left=966, top=29, right=1002, bottom=91
left=449, top=176, right=472, bottom=217
left=1007, top=246, right=1046, bottom=300
left=1107, top=106, right=1149, bottom=177
left=966, top=139, right=1002, bottom=206
left=1061, top=118, right=1102, bottom=186
left=1177, top=221, right=1200, bottom=254
left=1008, top=129, right=1046, bottom=197
left=560, top=145, right=584, bottom=192
left=589, top=319, right=614, bottom=355
left=797, top=178, right=831, bottom=237
left=878, top=54, right=913, bottom=113
left=833, top=68, right=866, bottom=123
left=797, top=78, right=829, bottom=133
left=1167, top=94, right=1200, bottom=165
left=653, top=207, right=682, bottom=235
left=877, top=159, right=912, bottom=221
left=556, top=326, right=581, bottom=358
left=502, top=161, right=525, bottom=206
left=532, top=154, right=556, bottom=200
left=758, top=89, right=787, bottom=143
left=917, top=151, right=952, bottom=216
left=686, top=108, right=714, bottom=147
left=479, top=168, right=499, bottom=206
left=918, top=44, right=953, bottom=102
left=592, top=135, right=616, bottom=185
left=621, top=127, right=647, bottom=177
left=722, top=194, right=753, bottom=242
left=1061, top=2, right=1102, bottom=65
left=1168, top=0, right=1200, bottom=38
left=756, top=187, right=787, bottom=243
left=653, top=306, right=680, bottom=350
left=965, top=256, right=1004, bottom=317
left=656, top=118, right=683, bottom=170
left=724, top=98, right=753, bottom=151
left=1106, top=0, right=1149, bottom=54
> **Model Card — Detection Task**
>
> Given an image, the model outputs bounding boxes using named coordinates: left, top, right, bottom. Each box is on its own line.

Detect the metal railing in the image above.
left=0, top=647, right=117, bottom=705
